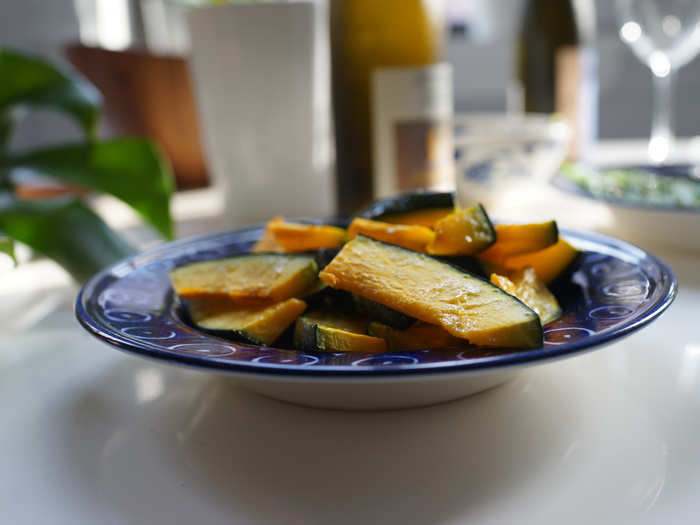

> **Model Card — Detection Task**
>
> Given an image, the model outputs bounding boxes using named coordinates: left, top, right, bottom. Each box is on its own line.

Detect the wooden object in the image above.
left=65, top=43, right=209, bottom=189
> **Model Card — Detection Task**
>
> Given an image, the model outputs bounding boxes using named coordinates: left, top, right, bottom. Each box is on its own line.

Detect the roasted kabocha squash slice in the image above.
left=358, top=191, right=454, bottom=227
left=347, top=217, right=435, bottom=252
left=268, top=220, right=346, bottom=252
left=319, top=235, right=543, bottom=349
left=501, top=238, right=580, bottom=285
left=252, top=216, right=286, bottom=253
left=490, top=267, right=562, bottom=325
left=169, top=254, right=318, bottom=303
left=293, top=310, right=386, bottom=353
left=477, top=220, right=559, bottom=263
left=426, top=203, right=496, bottom=255
left=186, top=297, right=307, bottom=345
left=368, top=321, right=461, bottom=351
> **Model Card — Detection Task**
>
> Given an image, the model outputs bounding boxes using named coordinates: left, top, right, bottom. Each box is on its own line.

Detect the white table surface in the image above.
left=2, top=145, right=700, bottom=524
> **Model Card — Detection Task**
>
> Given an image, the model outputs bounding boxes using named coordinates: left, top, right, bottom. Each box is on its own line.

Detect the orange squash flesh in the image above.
left=501, top=239, right=579, bottom=285
left=319, top=235, right=542, bottom=348
left=426, top=204, right=495, bottom=256
left=490, top=267, right=562, bottom=325
left=347, top=217, right=435, bottom=252
left=268, top=221, right=347, bottom=252
left=477, top=221, right=559, bottom=263
left=494, top=221, right=559, bottom=243
left=170, top=254, right=318, bottom=303
left=252, top=216, right=285, bottom=253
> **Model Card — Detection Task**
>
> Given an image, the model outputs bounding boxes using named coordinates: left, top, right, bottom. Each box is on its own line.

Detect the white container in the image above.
left=186, top=2, right=335, bottom=226
left=371, top=63, right=455, bottom=199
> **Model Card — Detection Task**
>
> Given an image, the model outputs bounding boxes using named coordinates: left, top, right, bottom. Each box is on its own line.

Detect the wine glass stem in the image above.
left=649, top=70, right=675, bottom=162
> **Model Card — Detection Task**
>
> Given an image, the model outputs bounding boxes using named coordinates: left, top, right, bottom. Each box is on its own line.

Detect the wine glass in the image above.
left=615, top=0, right=700, bottom=163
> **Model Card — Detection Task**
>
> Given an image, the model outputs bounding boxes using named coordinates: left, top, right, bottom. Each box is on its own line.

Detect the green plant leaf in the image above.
left=3, top=138, right=175, bottom=239
left=0, top=234, right=15, bottom=265
left=0, top=194, right=135, bottom=282
left=0, top=48, right=101, bottom=139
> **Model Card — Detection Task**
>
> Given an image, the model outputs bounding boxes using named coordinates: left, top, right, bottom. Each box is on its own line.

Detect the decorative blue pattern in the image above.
left=75, top=224, right=677, bottom=377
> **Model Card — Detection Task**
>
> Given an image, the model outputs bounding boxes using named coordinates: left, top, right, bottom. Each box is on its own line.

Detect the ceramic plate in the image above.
left=76, top=224, right=676, bottom=409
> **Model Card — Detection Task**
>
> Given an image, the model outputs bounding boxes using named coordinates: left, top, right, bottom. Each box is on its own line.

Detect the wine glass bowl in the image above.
left=454, top=113, right=571, bottom=216
left=616, top=0, right=700, bottom=162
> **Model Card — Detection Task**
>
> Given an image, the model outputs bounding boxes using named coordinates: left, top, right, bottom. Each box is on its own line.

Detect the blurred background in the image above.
left=4, top=0, right=700, bottom=169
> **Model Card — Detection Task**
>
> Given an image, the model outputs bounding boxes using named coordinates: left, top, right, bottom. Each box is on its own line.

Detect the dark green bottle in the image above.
left=515, top=0, right=597, bottom=157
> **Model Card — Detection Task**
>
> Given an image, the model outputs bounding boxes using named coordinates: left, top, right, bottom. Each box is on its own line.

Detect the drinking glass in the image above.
left=616, top=0, right=700, bottom=162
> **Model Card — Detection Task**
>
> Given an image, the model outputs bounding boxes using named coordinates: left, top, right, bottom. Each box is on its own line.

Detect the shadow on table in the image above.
left=57, top=356, right=584, bottom=525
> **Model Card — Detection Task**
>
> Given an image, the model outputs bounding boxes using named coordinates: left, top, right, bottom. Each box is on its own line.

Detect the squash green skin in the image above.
left=352, top=294, right=416, bottom=330
left=320, top=235, right=543, bottom=349
left=293, top=315, right=318, bottom=351
left=357, top=191, right=454, bottom=222
left=293, top=310, right=386, bottom=352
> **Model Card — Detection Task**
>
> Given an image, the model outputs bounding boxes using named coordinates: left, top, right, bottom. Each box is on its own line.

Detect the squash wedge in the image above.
left=490, top=267, right=562, bottom=325
left=170, top=254, right=318, bottom=303
left=358, top=191, right=454, bottom=226
left=187, top=297, right=307, bottom=345
left=347, top=217, right=435, bottom=252
left=269, top=221, right=346, bottom=252
left=252, top=216, right=286, bottom=253
left=427, top=203, right=496, bottom=255
left=320, top=235, right=542, bottom=349
left=368, top=321, right=461, bottom=351
left=477, top=221, right=559, bottom=263
left=294, top=310, right=386, bottom=352
left=501, top=238, right=580, bottom=285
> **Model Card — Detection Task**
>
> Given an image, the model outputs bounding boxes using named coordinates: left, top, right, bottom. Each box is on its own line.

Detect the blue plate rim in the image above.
left=75, top=225, right=678, bottom=378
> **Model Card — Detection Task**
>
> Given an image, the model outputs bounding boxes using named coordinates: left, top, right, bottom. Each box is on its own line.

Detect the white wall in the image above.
left=2, top=0, right=699, bottom=147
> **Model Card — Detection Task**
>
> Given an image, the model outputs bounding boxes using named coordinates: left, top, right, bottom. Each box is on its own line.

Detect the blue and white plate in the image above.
left=76, top=224, right=677, bottom=409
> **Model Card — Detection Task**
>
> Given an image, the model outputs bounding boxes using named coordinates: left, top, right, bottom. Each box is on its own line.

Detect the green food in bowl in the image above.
left=560, top=164, right=700, bottom=210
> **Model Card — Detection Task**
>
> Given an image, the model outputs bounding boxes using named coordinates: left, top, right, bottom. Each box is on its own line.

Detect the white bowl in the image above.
left=553, top=164, right=700, bottom=254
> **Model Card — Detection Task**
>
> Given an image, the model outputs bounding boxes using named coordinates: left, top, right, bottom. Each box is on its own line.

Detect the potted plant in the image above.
left=0, top=48, right=174, bottom=282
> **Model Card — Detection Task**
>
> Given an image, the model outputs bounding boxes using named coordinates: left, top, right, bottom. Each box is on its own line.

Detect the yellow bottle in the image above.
left=330, top=0, right=448, bottom=215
